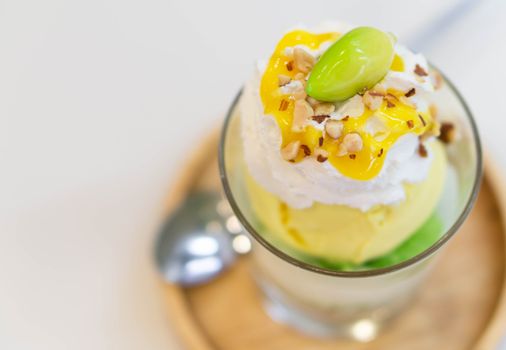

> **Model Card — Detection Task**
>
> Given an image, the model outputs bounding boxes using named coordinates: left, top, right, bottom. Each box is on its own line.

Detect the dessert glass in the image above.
left=218, top=72, right=482, bottom=341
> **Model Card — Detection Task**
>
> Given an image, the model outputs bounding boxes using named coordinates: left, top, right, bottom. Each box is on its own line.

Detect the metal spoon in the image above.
left=154, top=191, right=250, bottom=286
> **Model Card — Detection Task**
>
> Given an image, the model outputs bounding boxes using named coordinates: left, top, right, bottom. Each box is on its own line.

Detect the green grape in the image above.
left=306, top=27, right=395, bottom=102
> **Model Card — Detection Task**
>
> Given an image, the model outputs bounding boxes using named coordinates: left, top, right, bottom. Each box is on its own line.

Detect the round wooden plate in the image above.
left=161, top=131, right=506, bottom=350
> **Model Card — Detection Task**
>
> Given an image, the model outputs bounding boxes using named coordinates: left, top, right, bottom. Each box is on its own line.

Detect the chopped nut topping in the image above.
left=407, top=120, right=414, bottom=129
left=312, top=115, right=329, bottom=124
left=314, top=148, right=329, bottom=162
left=385, top=93, right=397, bottom=108
left=281, top=141, right=301, bottom=161
left=325, top=120, right=344, bottom=139
left=414, top=64, right=428, bottom=76
left=278, top=74, right=291, bottom=87
left=338, top=133, right=363, bottom=156
left=419, top=121, right=441, bottom=142
left=378, top=148, right=384, bottom=157
left=418, top=114, right=426, bottom=126
left=431, top=70, right=444, bottom=90
left=318, top=136, right=324, bottom=147
left=306, top=96, right=320, bottom=108
left=294, top=72, right=305, bottom=81
left=279, top=99, right=289, bottom=111
left=300, top=144, right=311, bottom=156
left=405, top=88, right=416, bottom=97
left=349, top=154, right=356, bottom=160
left=429, top=104, right=438, bottom=119
left=418, top=143, right=428, bottom=158
left=439, top=122, right=456, bottom=143
left=314, top=103, right=335, bottom=116
left=293, top=47, right=316, bottom=73
left=342, top=116, right=350, bottom=122
left=363, top=90, right=384, bottom=111
left=292, top=99, right=314, bottom=132
left=286, top=61, right=294, bottom=71
left=293, top=88, right=307, bottom=100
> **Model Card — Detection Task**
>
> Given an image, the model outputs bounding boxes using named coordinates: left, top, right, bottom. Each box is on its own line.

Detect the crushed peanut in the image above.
left=362, top=90, right=384, bottom=111
left=406, top=120, right=414, bottom=129
left=385, top=93, right=397, bottom=108
left=314, top=103, right=335, bottom=116
left=278, top=74, right=291, bottom=87
left=293, top=47, right=315, bottom=73
left=439, top=122, right=456, bottom=143
left=414, top=64, right=428, bottom=77
left=431, top=70, right=444, bottom=90
left=300, top=144, right=311, bottom=156
left=293, top=88, right=307, bottom=100
left=281, top=141, right=301, bottom=161
left=314, top=148, right=329, bottom=163
left=292, top=99, right=314, bottom=132
left=306, top=96, right=320, bottom=108
left=338, top=133, right=363, bottom=156
left=294, top=72, right=306, bottom=81
left=325, top=120, right=344, bottom=139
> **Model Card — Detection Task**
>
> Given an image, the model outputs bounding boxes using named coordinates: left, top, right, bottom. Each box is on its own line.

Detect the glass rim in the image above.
left=218, top=72, right=483, bottom=278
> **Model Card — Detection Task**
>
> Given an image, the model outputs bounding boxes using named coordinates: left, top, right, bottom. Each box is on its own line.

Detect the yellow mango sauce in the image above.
left=259, top=30, right=434, bottom=180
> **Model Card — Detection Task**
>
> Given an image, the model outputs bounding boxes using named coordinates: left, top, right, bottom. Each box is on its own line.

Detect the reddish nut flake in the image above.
left=349, top=154, right=356, bottom=160
left=286, top=61, right=294, bottom=71
left=418, top=114, right=427, bottom=126
left=385, top=93, right=397, bottom=108
left=300, top=144, right=311, bottom=156
left=439, top=122, right=456, bottom=143
left=318, top=136, right=324, bottom=147
left=279, top=99, right=289, bottom=111
left=405, top=88, right=416, bottom=97
left=317, top=155, right=328, bottom=163
left=342, top=116, right=350, bottom=122
left=414, top=64, right=428, bottom=76
left=418, top=143, right=428, bottom=158
left=312, top=115, right=329, bottom=124
left=406, top=120, right=414, bottom=129
left=377, top=148, right=384, bottom=157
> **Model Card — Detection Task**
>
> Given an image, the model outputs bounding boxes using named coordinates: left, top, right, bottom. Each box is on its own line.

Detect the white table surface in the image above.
left=1, top=0, right=506, bottom=349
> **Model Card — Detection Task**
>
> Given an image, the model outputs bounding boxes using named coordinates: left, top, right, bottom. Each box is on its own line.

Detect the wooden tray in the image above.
left=161, top=132, right=506, bottom=350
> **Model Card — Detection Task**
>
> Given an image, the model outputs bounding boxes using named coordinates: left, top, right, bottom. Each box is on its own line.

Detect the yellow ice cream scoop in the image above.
left=245, top=141, right=447, bottom=264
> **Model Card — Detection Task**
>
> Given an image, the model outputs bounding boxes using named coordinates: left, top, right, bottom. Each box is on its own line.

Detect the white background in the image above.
left=1, top=0, right=505, bottom=349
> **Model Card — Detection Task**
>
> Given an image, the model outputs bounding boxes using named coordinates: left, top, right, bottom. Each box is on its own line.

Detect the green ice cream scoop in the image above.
left=306, top=26, right=395, bottom=102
